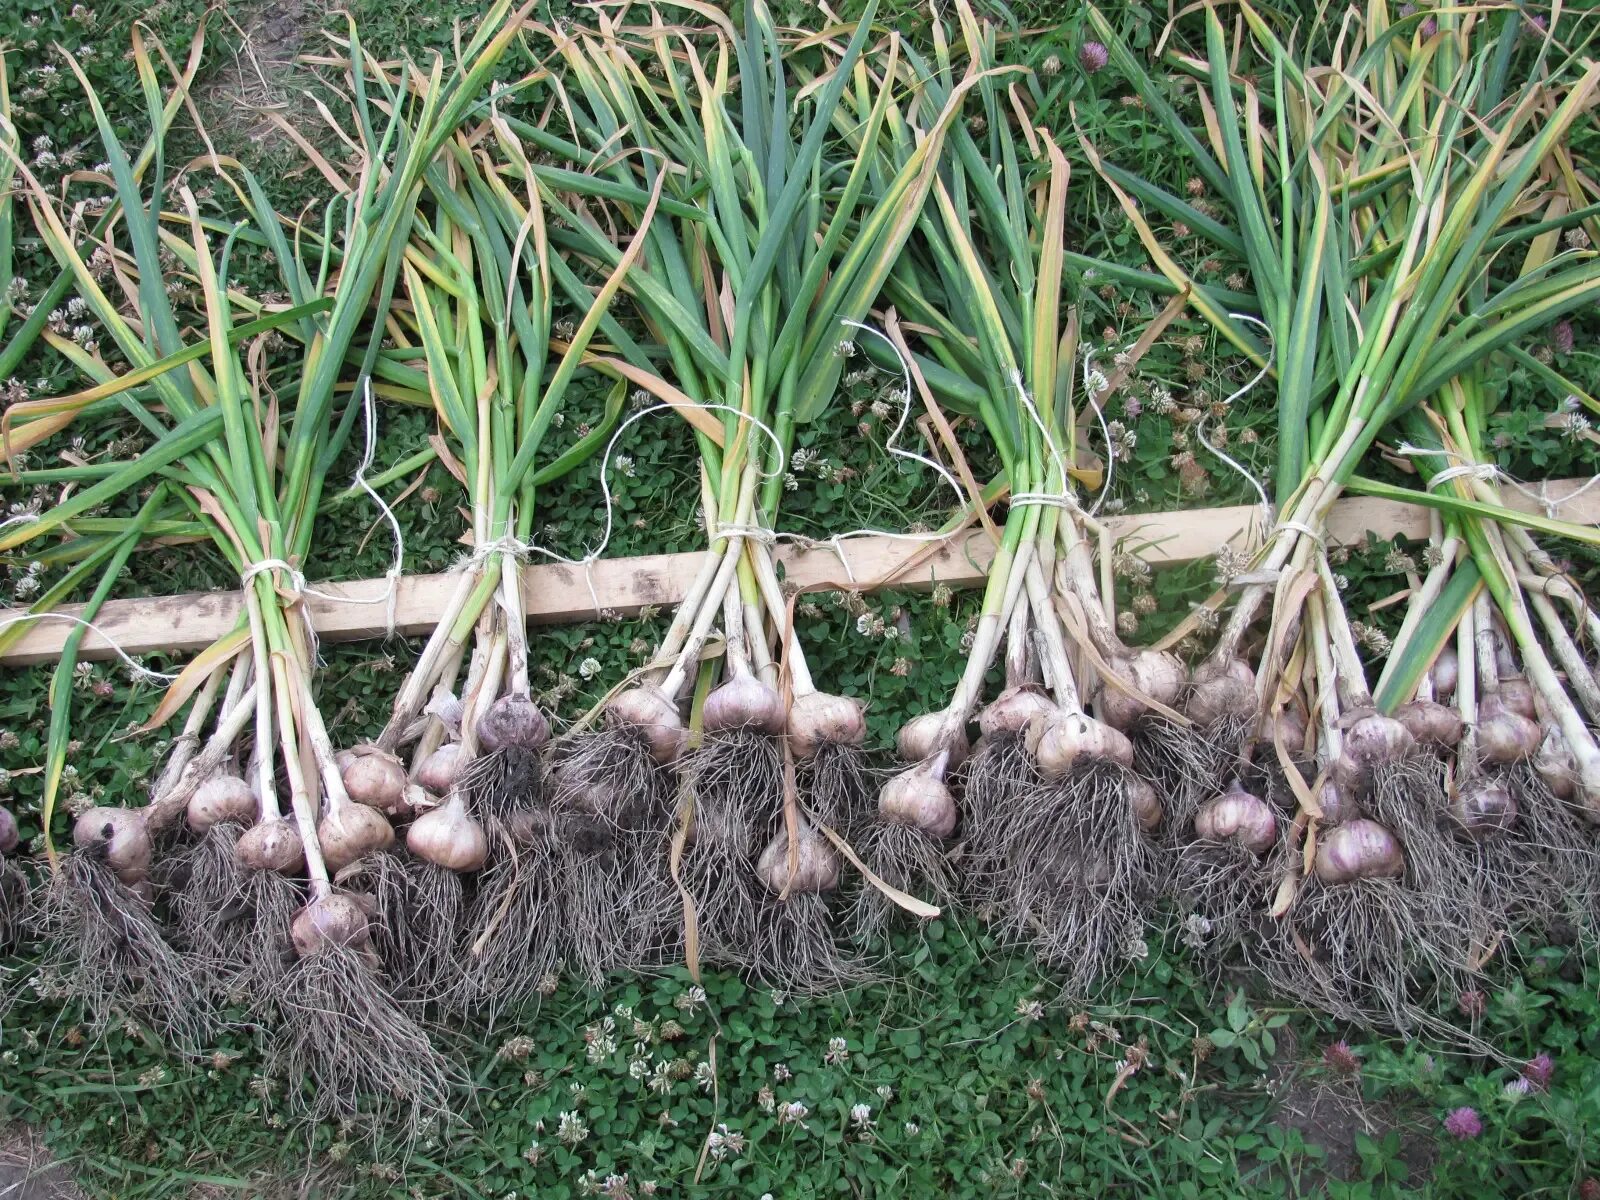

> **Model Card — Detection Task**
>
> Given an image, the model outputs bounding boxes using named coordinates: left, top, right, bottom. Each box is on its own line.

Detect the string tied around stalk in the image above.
left=1269, top=521, right=1326, bottom=551
left=1007, top=369, right=1083, bottom=513
left=1394, top=442, right=1600, bottom=520
left=499, top=401, right=786, bottom=619
left=711, top=522, right=777, bottom=546
left=239, top=381, right=407, bottom=642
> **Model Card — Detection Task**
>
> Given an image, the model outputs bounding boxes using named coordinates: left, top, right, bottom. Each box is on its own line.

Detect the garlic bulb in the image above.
left=0, top=806, right=18, bottom=855
left=878, top=758, right=958, bottom=837
left=1534, top=727, right=1577, bottom=801
left=73, top=807, right=152, bottom=884
left=896, top=710, right=970, bottom=768
left=478, top=694, right=552, bottom=753
left=341, top=748, right=408, bottom=814
left=703, top=671, right=786, bottom=735
left=1127, top=776, right=1163, bottom=833
left=1269, top=700, right=1309, bottom=758
left=416, top=742, right=464, bottom=796
left=1313, top=819, right=1405, bottom=884
left=1394, top=700, right=1464, bottom=749
left=1099, top=650, right=1186, bottom=730
left=606, top=685, right=687, bottom=764
left=187, top=773, right=257, bottom=834
left=1027, top=709, right=1135, bottom=779
left=1185, top=657, right=1258, bottom=725
left=1495, top=677, right=1537, bottom=721
left=978, top=685, right=1056, bottom=738
left=1341, top=712, right=1415, bottom=771
left=1193, top=782, right=1277, bottom=854
left=1430, top=646, right=1459, bottom=703
left=1313, top=776, right=1353, bottom=826
left=1447, top=781, right=1517, bottom=840
left=755, top=819, right=842, bottom=895
left=317, top=803, right=395, bottom=873
left=786, top=691, right=867, bottom=758
left=290, top=891, right=370, bottom=956
left=406, top=793, right=488, bottom=872
left=1476, top=693, right=1541, bottom=764
left=233, top=818, right=305, bottom=874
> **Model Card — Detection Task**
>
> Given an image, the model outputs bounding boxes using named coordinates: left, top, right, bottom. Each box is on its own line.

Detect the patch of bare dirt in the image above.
left=1271, top=1069, right=1437, bottom=1185
left=0, top=1123, right=84, bottom=1200
left=195, top=0, right=322, bottom=152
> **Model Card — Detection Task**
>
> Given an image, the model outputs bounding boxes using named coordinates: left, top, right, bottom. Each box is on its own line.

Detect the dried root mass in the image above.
left=754, top=891, right=872, bottom=995
left=343, top=852, right=464, bottom=1006
left=993, top=764, right=1161, bottom=996
left=847, top=819, right=955, bottom=945
left=453, top=815, right=565, bottom=1016
left=1271, top=875, right=1475, bottom=1034
left=28, top=853, right=214, bottom=1049
left=156, top=822, right=249, bottom=974
left=272, top=942, right=456, bottom=1136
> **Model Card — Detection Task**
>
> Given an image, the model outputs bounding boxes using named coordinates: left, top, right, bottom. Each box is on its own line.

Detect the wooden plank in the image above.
left=3, top=478, right=1596, bottom=667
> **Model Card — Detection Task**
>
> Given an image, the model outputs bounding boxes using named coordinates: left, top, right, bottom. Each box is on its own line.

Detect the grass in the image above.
left=1, top=0, right=1599, bottom=1196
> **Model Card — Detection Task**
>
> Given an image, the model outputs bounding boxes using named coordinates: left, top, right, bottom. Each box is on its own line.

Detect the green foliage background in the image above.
left=0, top=0, right=1597, bottom=1196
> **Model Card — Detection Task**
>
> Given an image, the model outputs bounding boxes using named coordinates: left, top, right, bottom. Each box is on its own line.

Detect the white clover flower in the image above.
left=1015, top=998, right=1045, bottom=1022
left=772, top=1062, right=792, bottom=1082
left=648, top=1060, right=672, bottom=1095
left=614, top=454, right=636, bottom=478
left=876, top=1084, right=894, bottom=1102
left=778, top=1100, right=810, bottom=1125
left=694, top=1060, right=715, bottom=1092
left=578, top=657, right=602, bottom=680
left=904, top=1121, right=920, bottom=1135
left=850, top=1103, right=874, bottom=1128
left=704, top=1124, right=746, bottom=1161
left=824, top=1037, right=849, bottom=1066
left=557, top=1111, right=589, bottom=1145
left=676, top=984, right=706, bottom=1012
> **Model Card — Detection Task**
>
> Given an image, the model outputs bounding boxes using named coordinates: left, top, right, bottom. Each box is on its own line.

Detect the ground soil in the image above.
left=1271, top=1067, right=1437, bottom=1186
left=0, top=1124, right=83, bottom=1200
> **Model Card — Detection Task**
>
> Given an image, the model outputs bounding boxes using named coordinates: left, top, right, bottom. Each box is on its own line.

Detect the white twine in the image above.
left=1076, top=352, right=1117, bottom=517
left=712, top=522, right=777, bottom=546
left=353, top=379, right=405, bottom=637
left=1502, top=474, right=1600, bottom=520
left=464, top=403, right=785, bottom=619
left=838, top=317, right=965, bottom=505
left=1195, top=312, right=1275, bottom=541
left=1394, top=441, right=1600, bottom=519
left=775, top=527, right=979, bottom=585
left=1426, top=462, right=1500, bottom=490
left=767, top=319, right=974, bottom=581
left=1271, top=519, right=1326, bottom=549
left=1008, top=368, right=1081, bottom=513
left=239, top=381, right=406, bottom=635
left=0, top=612, right=180, bottom=682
